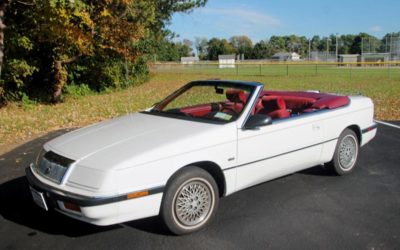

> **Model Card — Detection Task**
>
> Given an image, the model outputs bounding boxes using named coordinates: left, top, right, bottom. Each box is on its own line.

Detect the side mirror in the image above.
left=244, top=114, right=272, bottom=129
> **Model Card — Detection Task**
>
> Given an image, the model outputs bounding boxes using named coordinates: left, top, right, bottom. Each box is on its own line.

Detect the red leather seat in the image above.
left=257, top=96, right=290, bottom=119
left=251, top=98, right=264, bottom=115
left=226, top=89, right=247, bottom=103
left=224, top=89, right=247, bottom=113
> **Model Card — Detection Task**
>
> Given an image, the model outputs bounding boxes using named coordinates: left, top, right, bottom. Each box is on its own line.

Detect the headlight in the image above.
left=35, top=147, right=47, bottom=167
left=35, top=150, right=75, bottom=184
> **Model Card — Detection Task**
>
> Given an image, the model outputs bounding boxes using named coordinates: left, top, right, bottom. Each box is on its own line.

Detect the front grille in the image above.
left=36, top=151, right=75, bottom=184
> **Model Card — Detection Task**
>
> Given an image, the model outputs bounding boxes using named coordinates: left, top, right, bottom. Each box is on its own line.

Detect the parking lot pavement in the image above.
left=0, top=123, right=399, bottom=250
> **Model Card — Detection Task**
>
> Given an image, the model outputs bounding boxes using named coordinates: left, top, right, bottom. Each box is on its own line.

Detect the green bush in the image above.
left=1, top=54, right=150, bottom=104
left=132, top=57, right=150, bottom=84
left=2, top=59, right=38, bottom=100
left=20, top=92, right=36, bottom=109
left=64, top=84, right=92, bottom=98
left=68, top=55, right=149, bottom=92
left=98, top=58, right=149, bottom=89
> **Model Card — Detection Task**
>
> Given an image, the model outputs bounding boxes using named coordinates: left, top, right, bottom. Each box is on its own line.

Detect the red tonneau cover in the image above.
left=261, top=91, right=350, bottom=110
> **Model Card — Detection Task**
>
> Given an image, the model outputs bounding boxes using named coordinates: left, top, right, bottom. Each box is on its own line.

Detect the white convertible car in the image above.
left=26, top=80, right=377, bottom=234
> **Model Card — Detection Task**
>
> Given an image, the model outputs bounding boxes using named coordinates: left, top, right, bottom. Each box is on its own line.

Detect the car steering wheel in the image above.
left=221, top=105, right=239, bottom=116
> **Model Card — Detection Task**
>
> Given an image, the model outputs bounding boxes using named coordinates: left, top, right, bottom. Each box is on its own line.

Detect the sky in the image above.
left=168, top=0, right=400, bottom=42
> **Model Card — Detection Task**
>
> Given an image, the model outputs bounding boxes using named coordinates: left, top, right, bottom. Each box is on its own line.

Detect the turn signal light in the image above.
left=64, top=202, right=81, bottom=212
left=127, top=190, right=149, bottom=199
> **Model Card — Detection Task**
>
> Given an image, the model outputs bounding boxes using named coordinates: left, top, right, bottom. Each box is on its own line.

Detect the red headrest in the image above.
left=226, top=89, right=247, bottom=103
left=262, top=96, right=286, bottom=110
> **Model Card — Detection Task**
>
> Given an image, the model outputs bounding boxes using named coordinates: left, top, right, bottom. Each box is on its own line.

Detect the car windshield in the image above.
left=148, top=82, right=255, bottom=124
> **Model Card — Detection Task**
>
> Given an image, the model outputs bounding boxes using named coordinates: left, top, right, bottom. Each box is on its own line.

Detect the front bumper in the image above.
left=26, top=166, right=164, bottom=226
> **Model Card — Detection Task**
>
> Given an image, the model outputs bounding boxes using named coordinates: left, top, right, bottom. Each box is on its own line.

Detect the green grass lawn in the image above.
left=1, top=70, right=399, bottom=146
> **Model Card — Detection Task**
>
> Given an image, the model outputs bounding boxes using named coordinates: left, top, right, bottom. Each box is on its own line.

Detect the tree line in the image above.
left=0, top=0, right=398, bottom=106
left=0, top=0, right=207, bottom=105
left=156, top=32, right=400, bottom=61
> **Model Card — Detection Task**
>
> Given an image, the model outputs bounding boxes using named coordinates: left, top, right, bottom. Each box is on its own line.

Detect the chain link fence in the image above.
left=151, top=62, right=400, bottom=79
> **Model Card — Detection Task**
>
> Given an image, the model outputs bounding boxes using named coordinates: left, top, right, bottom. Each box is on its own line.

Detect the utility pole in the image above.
left=372, top=39, right=375, bottom=53
left=335, top=34, right=339, bottom=62
left=386, top=36, right=388, bottom=52
left=390, top=35, right=393, bottom=54
left=369, top=38, right=371, bottom=53
left=308, top=39, right=311, bottom=61
left=326, top=38, right=329, bottom=62
left=361, top=37, right=364, bottom=55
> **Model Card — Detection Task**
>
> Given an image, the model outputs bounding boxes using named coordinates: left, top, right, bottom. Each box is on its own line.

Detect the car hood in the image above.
left=45, top=113, right=234, bottom=171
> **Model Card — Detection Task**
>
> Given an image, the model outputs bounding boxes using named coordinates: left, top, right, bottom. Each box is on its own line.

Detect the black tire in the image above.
left=160, top=166, right=219, bottom=235
left=327, top=128, right=360, bottom=175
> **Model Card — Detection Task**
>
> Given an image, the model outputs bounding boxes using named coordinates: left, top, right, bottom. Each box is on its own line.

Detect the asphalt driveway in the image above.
left=0, top=122, right=399, bottom=249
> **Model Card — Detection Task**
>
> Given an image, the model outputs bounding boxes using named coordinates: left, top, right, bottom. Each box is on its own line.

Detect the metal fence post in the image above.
left=315, top=64, right=318, bottom=76
left=286, top=64, right=289, bottom=76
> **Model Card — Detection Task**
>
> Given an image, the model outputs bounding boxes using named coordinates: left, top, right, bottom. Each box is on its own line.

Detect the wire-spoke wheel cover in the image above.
left=338, top=134, right=358, bottom=170
left=172, top=178, right=215, bottom=228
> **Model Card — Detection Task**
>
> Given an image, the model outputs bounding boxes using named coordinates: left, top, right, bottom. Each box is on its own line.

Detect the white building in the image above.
left=218, top=54, right=236, bottom=68
left=180, top=56, right=199, bottom=64
left=271, top=52, right=301, bottom=61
